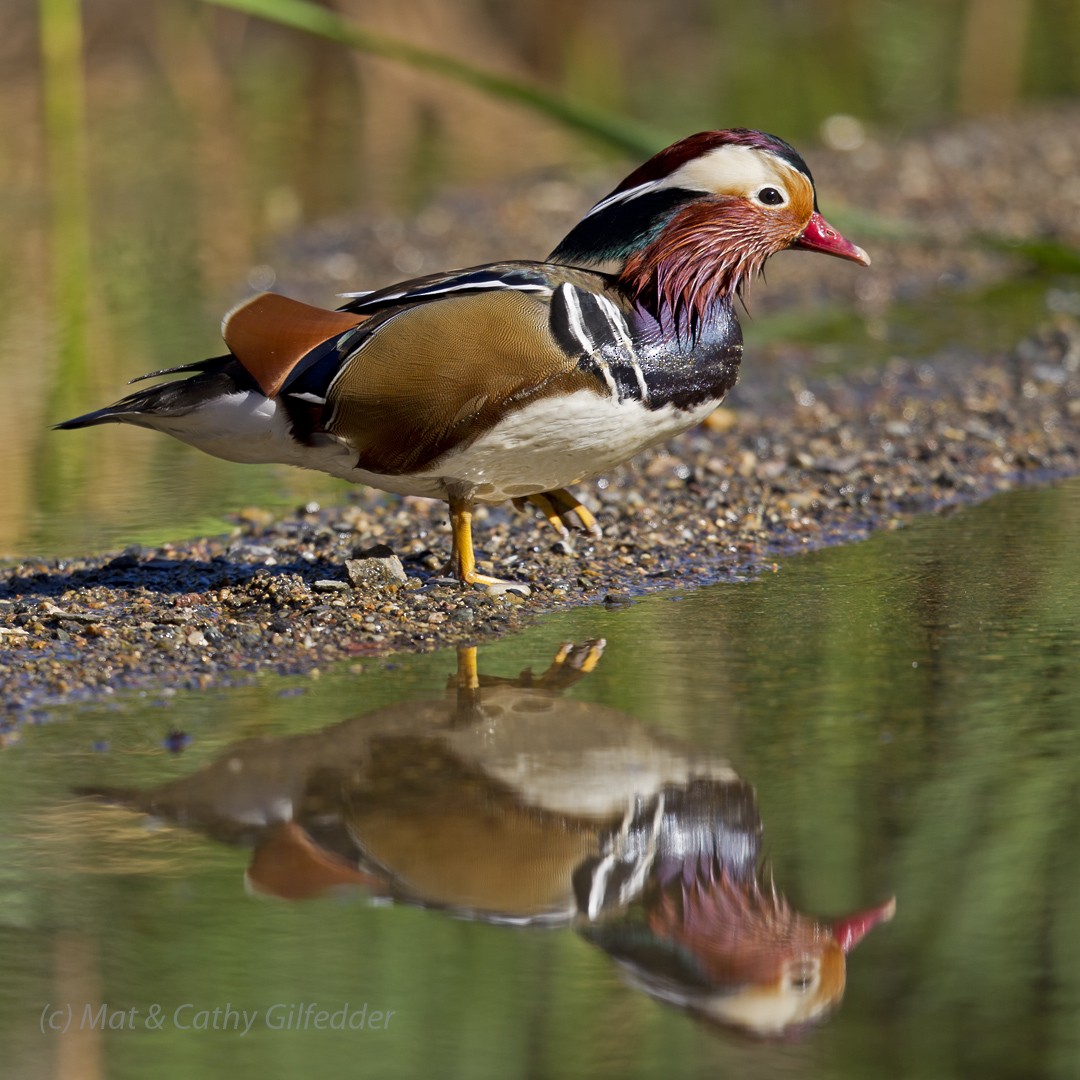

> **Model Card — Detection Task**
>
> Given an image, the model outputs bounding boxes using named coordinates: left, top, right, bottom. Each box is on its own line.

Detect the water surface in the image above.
left=3, top=480, right=1079, bottom=1079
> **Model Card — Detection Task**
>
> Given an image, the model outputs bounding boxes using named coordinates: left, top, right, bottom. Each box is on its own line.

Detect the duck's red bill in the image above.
left=833, top=895, right=896, bottom=952
left=792, top=211, right=871, bottom=266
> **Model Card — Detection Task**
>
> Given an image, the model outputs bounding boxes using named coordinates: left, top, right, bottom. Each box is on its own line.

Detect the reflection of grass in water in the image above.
left=4, top=488, right=1080, bottom=1072
left=27, top=802, right=208, bottom=879
left=36, top=0, right=92, bottom=518
left=19, top=448, right=353, bottom=558
left=541, top=482, right=1080, bottom=1076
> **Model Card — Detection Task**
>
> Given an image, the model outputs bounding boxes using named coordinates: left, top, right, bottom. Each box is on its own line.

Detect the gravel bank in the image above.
left=4, top=315, right=1078, bottom=719
left=3, top=109, right=1080, bottom=720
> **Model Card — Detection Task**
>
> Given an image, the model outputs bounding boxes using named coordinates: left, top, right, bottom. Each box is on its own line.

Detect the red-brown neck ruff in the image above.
left=618, top=198, right=791, bottom=339
left=648, top=867, right=821, bottom=986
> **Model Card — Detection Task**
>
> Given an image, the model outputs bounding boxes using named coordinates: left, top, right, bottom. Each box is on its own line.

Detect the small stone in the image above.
left=475, top=580, right=531, bottom=598
left=345, top=545, right=408, bottom=588
left=313, top=579, right=351, bottom=594
left=237, top=506, right=274, bottom=528
left=152, top=627, right=182, bottom=652
left=163, top=730, right=191, bottom=753
left=42, top=604, right=103, bottom=625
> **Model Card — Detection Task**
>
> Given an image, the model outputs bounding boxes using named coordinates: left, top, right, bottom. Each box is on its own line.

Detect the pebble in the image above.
left=345, top=545, right=408, bottom=588
left=313, top=579, right=351, bottom=594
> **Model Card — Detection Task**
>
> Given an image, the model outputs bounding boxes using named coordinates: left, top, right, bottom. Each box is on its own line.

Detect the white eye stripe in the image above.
left=582, top=178, right=665, bottom=219
left=582, top=144, right=808, bottom=219
left=669, top=144, right=800, bottom=199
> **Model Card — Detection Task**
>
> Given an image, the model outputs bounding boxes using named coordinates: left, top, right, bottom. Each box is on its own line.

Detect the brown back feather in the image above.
left=222, top=293, right=364, bottom=399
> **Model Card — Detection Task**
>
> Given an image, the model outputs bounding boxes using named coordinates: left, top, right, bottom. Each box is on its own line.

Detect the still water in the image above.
left=3, top=480, right=1078, bottom=1080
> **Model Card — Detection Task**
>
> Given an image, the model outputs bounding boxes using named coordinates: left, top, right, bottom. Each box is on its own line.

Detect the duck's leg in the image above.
left=545, top=488, right=602, bottom=539
left=513, top=488, right=602, bottom=539
left=531, top=639, right=605, bottom=689
left=449, top=645, right=483, bottom=724
left=455, top=645, right=480, bottom=691
left=447, top=494, right=531, bottom=595
left=515, top=491, right=571, bottom=543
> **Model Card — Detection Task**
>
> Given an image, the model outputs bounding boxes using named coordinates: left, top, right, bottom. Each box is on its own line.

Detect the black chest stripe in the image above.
left=550, top=284, right=617, bottom=396
left=552, top=285, right=742, bottom=411
left=550, top=284, right=646, bottom=403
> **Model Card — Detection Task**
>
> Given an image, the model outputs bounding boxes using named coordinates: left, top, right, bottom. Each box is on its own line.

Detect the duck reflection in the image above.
left=84, top=641, right=893, bottom=1038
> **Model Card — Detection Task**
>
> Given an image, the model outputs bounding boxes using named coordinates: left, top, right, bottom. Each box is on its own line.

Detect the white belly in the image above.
left=152, top=388, right=719, bottom=502
left=412, top=389, right=719, bottom=502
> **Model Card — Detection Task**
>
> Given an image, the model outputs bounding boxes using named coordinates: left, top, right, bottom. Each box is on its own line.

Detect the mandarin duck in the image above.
left=78, top=642, right=893, bottom=1036
left=58, top=129, right=868, bottom=590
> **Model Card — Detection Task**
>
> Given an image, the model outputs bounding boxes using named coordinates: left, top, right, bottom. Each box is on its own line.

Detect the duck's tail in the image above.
left=54, top=356, right=249, bottom=430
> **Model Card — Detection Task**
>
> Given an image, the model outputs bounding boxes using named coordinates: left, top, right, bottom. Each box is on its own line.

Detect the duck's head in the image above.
left=588, top=858, right=894, bottom=1039
left=551, top=129, right=869, bottom=334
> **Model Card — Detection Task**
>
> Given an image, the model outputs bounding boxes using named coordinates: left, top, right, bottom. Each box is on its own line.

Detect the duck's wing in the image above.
left=276, top=263, right=630, bottom=476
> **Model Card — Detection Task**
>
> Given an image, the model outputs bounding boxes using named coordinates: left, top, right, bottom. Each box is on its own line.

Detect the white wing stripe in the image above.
left=558, top=283, right=594, bottom=356
left=342, top=279, right=552, bottom=305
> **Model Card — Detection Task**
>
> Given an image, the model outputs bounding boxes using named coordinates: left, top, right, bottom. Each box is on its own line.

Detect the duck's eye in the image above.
left=757, top=186, right=785, bottom=206
left=787, top=960, right=818, bottom=993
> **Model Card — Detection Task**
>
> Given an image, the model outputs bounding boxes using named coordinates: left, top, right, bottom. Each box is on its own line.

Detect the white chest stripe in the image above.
left=556, top=283, right=618, bottom=396
left=594, top=294, right=649, bottom=403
